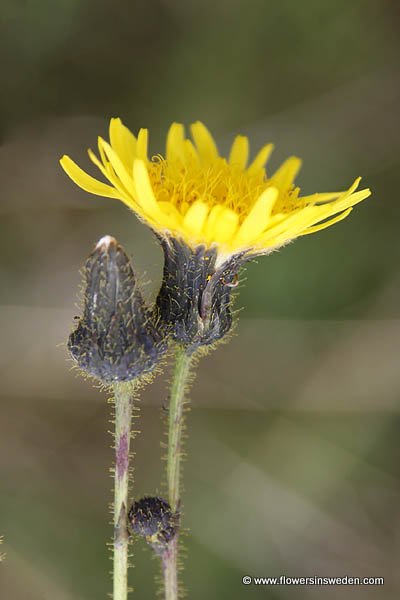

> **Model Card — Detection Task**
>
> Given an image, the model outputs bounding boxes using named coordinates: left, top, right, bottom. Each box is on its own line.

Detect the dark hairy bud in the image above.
left=155, top=237, right=245, bottom=351
left=69, top=236, right=165, bottom=382
left=128, top=496, right=179, bottom=555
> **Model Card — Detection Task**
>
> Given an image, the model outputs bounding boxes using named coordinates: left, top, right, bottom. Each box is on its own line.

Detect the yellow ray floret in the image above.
left=60, top=118, right=371, bottom=259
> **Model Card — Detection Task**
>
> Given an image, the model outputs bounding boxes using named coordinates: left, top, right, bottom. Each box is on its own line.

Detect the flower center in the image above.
left=148, top=155, right=298, bottom=220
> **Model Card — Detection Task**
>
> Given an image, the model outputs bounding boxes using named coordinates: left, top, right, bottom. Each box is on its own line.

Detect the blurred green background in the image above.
left=1, top=0, right=399, bottom=598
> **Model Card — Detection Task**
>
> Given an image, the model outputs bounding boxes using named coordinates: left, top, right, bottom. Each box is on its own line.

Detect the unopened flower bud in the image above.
left=155, top=237, right=244, bottom=351
left=128, top=496, right=179, bottom=555
left=69, top=236, right=165, bottom=382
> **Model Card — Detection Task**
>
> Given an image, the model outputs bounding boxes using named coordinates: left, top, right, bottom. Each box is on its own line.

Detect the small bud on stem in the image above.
left=128, top=496, right=179, bottom=556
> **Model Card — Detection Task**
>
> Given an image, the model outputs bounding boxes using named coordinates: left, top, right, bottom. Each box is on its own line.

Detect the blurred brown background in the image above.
left=1, top=0, right=400, bottom=598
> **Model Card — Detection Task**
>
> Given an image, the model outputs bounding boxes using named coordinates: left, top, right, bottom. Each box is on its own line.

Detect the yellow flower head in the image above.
left=60, top=118, right=371, bottom=264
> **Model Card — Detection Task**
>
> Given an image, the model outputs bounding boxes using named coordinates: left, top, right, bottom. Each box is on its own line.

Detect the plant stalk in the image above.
left=113, top=382, right=134, bottom=600
left=163, top=345, right=193, bottom=600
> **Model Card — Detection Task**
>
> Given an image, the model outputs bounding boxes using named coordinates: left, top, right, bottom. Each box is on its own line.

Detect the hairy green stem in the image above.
left=113, top=382, right=135, bottom=600
left=163, top=345, right=193, bottom=600
left=167, top=346, right=192, bottom=511
left=162, top=538, right=179, bottom=600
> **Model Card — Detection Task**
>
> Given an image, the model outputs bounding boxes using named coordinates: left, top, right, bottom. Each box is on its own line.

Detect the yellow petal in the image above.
left=96, top=139, right=125, bottom=192
left=321, top=179, right=363, bottom=210
left=258, top=207, right=322, bottom=248
left=97, top=136, right=109, bottom=169
left=258, top=193, right=364, bottom=248
left=183, top=200, right=209, bottom=235
left=183, top=139, right=200, bottom=164
left=212, top=207, right=239, bottom=243
left=301, top=191, right=342, bottom=204
left=204, top=205, right=225, bottom=240
left=345, top=177, right=362, bottom=195
left=247, top=143, right=274, bottom=175
left=166, top=123, right=185, bottom=162
left=270, top=157, right=302, bottom=194
left=88, top=148, right=110, bottom=180
left=98, top=138, right=135, bottom=196
left=258, top=207, right=318, bottom=244
left=88, top=148, right=137, bottom=206
left=234, top=187, right=279, bottom=246
left=60, top=155, right=122, bottom=200
left=190, top=121, right=219, bottom=163
left=133, top=160, right=162, bottom=219
left=322, top=190, right=371, bottom=220
left=109, top=117, right=137, bottom=171
left=158, top=201, right=183, bottom=229
left=301, top=177, right=362, bottom=206
left=300, top=208, right=353, bottom=235
left=302, top=185, right=371, bottom=229
left=136, top=128, right=148, bottom=161
left=229, top=135, right=249, bottom=169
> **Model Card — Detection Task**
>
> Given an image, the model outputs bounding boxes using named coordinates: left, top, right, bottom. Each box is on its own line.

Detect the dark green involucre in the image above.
left=155, top=237, right=246, bottom=351
left=128, top=496, right=179, bottom=555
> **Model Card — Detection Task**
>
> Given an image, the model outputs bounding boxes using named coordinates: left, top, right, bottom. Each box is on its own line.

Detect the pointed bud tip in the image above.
left=96, top=235, right=117, bottom=250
